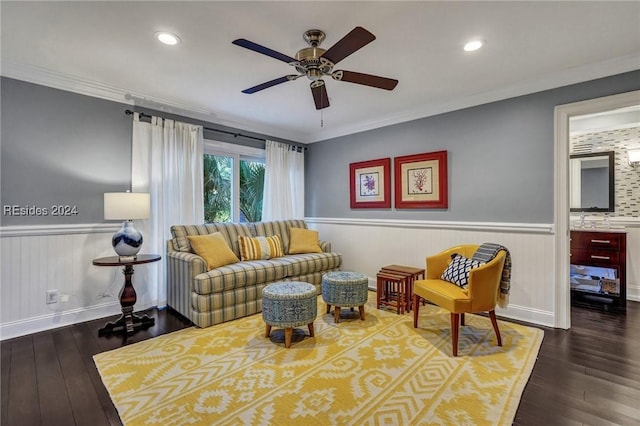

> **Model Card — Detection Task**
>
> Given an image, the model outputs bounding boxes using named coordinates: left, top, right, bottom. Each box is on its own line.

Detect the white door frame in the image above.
left=553, top=90, right=640, bottom=329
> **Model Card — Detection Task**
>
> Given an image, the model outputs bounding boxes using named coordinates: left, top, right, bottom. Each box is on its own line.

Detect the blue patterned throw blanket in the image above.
left=472, top=243, right=512, bottom=308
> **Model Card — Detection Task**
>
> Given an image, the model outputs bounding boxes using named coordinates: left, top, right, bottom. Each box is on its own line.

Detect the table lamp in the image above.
left=104, top=191, right=150, bottom=260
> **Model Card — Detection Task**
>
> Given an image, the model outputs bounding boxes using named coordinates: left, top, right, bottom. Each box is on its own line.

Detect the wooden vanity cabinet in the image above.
left=570, top=230, right=627, bottom=310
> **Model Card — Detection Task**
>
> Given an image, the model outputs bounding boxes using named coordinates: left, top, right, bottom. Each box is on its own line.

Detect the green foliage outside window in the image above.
left=239, top=161, right=265, bottom=222
left=204, top=155, right=231, bottom=222
left=203, top=154, right=265, bottom=223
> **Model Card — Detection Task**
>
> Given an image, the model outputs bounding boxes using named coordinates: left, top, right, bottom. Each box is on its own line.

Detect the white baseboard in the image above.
left=0, top=301, right=154, bottom=341
left=497, top=304, right=555, bottom=328
left=627, top=284, right=640, bottom=302
left=367, top=278, right=554, bottom=328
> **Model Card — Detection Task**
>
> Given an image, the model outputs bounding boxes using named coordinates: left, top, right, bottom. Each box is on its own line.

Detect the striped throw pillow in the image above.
left=238, top=235, right=284, bottom=261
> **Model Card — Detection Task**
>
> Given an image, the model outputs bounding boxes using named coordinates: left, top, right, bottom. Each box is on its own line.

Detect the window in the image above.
left=203, top=140, right=265, bottom=223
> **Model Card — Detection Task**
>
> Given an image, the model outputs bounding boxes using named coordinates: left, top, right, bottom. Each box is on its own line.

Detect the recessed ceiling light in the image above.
left=156, top=32, right=181, bottom=46
left=464, top=40, right=483, bottom=52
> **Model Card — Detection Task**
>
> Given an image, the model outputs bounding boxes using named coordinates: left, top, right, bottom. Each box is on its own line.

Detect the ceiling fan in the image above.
left=232, top=27, right=398, bottom=110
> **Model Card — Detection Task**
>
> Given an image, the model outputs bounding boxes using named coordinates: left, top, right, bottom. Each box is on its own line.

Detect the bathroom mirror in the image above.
left=570, top=151, right=615, bottom=212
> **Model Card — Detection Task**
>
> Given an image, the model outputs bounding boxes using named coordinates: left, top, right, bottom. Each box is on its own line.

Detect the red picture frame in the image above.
left=394, top=150, right=448, bottom=209
left=349, top=158, right=391, bottom=209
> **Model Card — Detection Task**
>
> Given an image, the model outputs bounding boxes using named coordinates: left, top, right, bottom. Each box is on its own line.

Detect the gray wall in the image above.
left=305, top=71, right=640, bottom=223
left=1, top=78, right=132, bottom=225
left=3, top=71, right=638, bottom=226
left=0, top=77, right=297, bottom=225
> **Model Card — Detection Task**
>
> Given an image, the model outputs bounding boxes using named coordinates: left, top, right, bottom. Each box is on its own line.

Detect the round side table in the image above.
left=92, top=254, right=161, bottom=336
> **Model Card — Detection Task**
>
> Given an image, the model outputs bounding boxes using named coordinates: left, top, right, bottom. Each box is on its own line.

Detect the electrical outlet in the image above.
left=46, top=289, right=58, bottom=304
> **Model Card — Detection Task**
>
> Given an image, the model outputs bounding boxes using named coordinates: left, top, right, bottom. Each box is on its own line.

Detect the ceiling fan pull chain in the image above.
left=321, top=109, right=324, bottom=127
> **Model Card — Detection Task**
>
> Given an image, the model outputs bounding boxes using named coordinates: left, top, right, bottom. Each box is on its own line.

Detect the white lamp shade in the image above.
left=628, top=149, right=640, bottom=165
left=104, top=192, right=150, bottom=220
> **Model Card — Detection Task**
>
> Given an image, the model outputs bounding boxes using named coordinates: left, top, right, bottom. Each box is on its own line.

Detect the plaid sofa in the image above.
left=167, top=219, right=342, bottom=328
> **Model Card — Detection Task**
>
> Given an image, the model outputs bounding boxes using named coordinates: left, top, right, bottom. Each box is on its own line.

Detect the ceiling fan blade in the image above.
left=232, top=39, right=296, bottom=64
left=310, top=80, right=330, bottom=110
left=332, top=70, right=398, bottom=90
left=321, top=26, right=376, bottom=65
left=242, top=75, right=298, bottom=94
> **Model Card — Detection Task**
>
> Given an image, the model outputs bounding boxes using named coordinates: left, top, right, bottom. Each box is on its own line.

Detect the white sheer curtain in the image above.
left=262, top=140, right=305, bottom=220
left=131, top=113, right=204, bottom=307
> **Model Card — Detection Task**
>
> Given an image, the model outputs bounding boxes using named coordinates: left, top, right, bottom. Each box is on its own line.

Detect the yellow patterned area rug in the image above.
left=94, top=292, right=543, bottom=426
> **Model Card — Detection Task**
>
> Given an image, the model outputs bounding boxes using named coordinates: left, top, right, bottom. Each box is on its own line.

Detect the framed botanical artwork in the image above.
left=349, top=157, right=391, bottom=209
left=394, top=150, right=448, bottom=209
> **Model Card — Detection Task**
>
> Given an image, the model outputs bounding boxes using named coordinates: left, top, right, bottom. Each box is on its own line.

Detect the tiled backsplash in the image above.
left=571, top=127, right=640, bottom=217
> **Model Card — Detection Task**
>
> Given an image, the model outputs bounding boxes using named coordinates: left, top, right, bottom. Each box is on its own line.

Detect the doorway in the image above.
left=554, top=90, right=640, bottom=329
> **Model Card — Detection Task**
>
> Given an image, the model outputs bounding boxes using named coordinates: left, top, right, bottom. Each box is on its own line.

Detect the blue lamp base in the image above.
left=112, top=220, right=143, bottom=258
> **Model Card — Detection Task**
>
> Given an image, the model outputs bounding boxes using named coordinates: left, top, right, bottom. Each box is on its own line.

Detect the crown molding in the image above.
left=4, top=53, right=638, bottom=145
left=1, top=61, right=308, bottom=143
left=306, top=54, right=640, bottom=143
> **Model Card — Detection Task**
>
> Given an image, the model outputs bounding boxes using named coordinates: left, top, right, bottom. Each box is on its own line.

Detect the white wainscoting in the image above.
left=307, top=217, right=640, bottom=328
left=0, top=224, right=158, bottom=340
left=306, top=217, right=558, bottom=327
left=2, top=219, right=636, bottom=340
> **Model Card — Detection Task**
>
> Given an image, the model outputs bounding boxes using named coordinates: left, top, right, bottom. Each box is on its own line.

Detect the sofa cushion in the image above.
left=253, top=219, right=307, bottom=255
left=171, top=223, right=252, bottom=256
left=193, top=259, right=289, bottom=295
left=280, top=252, right=343, bottom=277
left=238, top=235, right=284, bottom=261
left=187, top=233, right=240, bottom=270
left=191, top=284, right=267, bottom=323
left=288, top=227, right=323, bottom=254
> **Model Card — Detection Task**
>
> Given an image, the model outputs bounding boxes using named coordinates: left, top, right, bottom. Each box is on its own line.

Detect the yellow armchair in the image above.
left=413, top=244, right=506, bottom=356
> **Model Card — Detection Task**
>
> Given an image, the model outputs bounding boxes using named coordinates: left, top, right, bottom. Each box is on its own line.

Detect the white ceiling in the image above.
left=2, top=1, right=640, bottom=143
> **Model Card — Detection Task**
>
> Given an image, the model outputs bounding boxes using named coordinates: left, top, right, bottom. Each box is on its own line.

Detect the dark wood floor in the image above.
left=2, top=302, right=639, bottom=426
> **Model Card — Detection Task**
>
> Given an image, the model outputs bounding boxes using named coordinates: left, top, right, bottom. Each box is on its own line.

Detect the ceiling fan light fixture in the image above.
left=464, top=40, right=483, bottom=52
left=232, top=26, right=398, bottom=109
left=155, top=32, right=181, bottom=46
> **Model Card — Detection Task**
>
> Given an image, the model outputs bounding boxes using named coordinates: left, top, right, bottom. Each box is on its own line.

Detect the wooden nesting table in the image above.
left=377, top=264, right=425, bottom=314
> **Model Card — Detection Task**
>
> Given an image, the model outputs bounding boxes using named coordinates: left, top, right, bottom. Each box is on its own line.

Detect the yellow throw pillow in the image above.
left=288, top=227, right=323, bottom=254
left=238, top=235, right=284, bottom=261
left=187, top=232, right=239, bottom=270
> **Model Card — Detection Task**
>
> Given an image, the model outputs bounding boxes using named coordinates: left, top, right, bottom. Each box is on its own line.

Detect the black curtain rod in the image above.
left=125, top=109, right=268, bottom=142
left=125, top=109, right=306, bottom=151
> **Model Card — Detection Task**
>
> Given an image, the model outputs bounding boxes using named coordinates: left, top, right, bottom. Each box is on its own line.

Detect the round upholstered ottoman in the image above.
left=262, top=281, right=317, bottom=348
left=322, top=271, right=369, bottom=323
